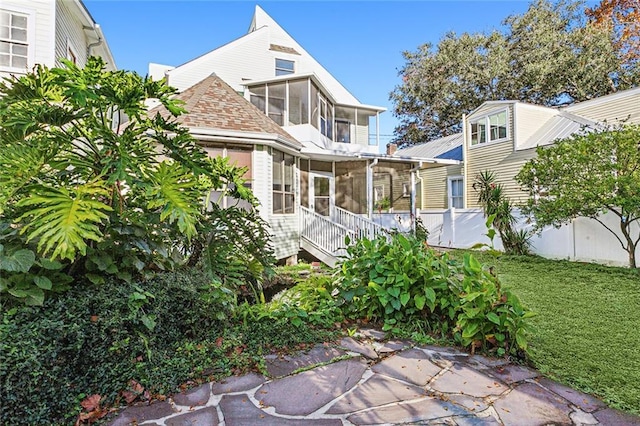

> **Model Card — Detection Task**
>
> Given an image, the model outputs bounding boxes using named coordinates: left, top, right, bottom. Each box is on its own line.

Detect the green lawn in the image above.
left=466, top=252, right=640, bottom=414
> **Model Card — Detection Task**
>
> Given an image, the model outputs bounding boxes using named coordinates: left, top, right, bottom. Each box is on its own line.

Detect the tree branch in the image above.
left=592, top=216, right=627, bottom=250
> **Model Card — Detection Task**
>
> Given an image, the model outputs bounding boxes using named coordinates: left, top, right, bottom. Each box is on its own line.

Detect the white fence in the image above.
left=420, top=208, right=639, bottom=267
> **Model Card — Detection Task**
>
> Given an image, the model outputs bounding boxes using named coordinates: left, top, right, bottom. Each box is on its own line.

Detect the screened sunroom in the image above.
left=245, top=74, right=382, bottom=150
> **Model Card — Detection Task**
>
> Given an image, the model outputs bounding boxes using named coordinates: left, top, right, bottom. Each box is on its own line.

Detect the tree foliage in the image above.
left=516, top=125, right=640, bottom=268
left=0, top=58, right=269, bottom=305
left=587, top=0, right=640, bottom=69
left=391, top=0, right=640, bottom=144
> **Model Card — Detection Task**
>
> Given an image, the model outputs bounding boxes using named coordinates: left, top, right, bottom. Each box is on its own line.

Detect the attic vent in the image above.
left=269, top=44, right=300, bottom=55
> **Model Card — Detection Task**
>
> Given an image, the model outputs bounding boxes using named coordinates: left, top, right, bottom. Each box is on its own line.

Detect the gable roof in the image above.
left=395, top=133, right=464, bottom=161
left=248, top=6, right=360, bottom=105
left=155, top=5, right=372, bottom=109
left=150, top=74, right=301, bottom=148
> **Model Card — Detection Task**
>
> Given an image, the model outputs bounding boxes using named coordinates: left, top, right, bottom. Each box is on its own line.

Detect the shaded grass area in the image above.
left=462, top=252, right=640, bottom=414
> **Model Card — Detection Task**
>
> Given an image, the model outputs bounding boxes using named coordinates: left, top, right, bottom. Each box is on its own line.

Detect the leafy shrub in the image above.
left=248, top=274, right=344, bottom=328
left=334, top=233, right=534, bottom=356
left=203, top=204, right=275, bottom=304
left=0, top=58, right=259, bottom=306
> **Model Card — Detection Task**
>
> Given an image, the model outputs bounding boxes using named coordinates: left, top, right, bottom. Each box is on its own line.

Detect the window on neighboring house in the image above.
left=66, top=40, right=77, bottom=65
left=448, top=176, right=464, bottom=209
left=0, top=9, right=29, bottom=70
left=272, top=149, right=295, bottom=214
left=470, top=110, right=508, bottom=145
left=275, top=58, right=294, bottom=76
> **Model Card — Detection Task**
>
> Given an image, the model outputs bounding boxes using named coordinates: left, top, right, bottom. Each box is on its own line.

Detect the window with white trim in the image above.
left=275, top=58, right=294, bottom=76
left=448, top=176, right=464, bottom=209
left=470, top=110, right=508, bottom=145
left=272, top=149, right=295, bottom=214
left=0, top=9, right=29, bottom=70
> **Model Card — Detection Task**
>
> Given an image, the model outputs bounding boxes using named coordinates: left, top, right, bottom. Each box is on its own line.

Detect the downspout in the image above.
left=367, top=158, right=379, bottom=219
left=409, top=161, right=423, bottom=233
left=84, top=25, right=103, bottom=58
left=462, top=113, right=468, bottom=208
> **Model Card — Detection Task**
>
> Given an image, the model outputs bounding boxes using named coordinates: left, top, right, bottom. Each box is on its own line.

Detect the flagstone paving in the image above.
left=107, top=330, right=640, bottom=425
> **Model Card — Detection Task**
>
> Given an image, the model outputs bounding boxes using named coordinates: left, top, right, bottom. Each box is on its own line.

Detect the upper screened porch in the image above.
left=244, top=73, right=384, bottom=155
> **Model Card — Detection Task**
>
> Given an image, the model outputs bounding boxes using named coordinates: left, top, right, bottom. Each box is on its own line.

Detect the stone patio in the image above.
left=107, top=332, right=640, bottom=425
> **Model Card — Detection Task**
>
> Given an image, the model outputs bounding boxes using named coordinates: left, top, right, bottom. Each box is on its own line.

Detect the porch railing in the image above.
left=333, top=207, right=387, bottom=241
left=300, top=206, right=355, bottom=258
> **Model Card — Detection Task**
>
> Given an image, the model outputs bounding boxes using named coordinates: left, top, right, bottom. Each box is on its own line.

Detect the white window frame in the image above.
left=275, top=58, right=294, bottom=76
left=0, top=6, right=35, bottom=73
left=469, top=108, right=509, bottom=147
left=272, top=148, right=296, bottom=215
left=447, top=176, right=464, bottom=209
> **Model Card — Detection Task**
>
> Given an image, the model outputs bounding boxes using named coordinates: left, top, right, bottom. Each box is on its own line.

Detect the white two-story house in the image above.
left=148, top=6, right=456, bottom=265
left=1, top=0, right=115, bottom=80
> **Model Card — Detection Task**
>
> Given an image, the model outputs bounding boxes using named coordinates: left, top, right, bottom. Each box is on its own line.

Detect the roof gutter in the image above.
left=189, top=128, right=302, bottom=152
left=83, top=24, right=116, bottom=68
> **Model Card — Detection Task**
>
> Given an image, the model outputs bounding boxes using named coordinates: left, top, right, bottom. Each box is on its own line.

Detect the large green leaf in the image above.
left=146, top=162, right=201, bottom=239
left=17, top=182, right=112, bottom=260
left=0, top=245, right=36, bottom=272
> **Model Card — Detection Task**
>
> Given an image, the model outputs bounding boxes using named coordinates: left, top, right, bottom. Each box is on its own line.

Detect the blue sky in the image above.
left=85, top=1, right=534, bottom=145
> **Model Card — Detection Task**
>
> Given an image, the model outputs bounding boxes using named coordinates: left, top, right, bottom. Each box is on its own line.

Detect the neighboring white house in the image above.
left=397, top=87, right=640, bottom=266
left=148, top=6, right=456, bottom=265
left=0, top=0, right=115, bottom=80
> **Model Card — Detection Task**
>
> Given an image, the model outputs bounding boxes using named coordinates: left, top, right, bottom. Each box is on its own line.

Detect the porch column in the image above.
left=367, top=159, right=375, bottom=218
left=410, top=168, right=416, bottom=230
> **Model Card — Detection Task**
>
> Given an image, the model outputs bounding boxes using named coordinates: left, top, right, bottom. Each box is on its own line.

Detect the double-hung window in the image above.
left=470, top=110, right=508, bottom=146
left=448, top=176, right=464, bottom=209
left=272, top=150, right=295, bottom=214
left=0, top=9, right=30, bottom=71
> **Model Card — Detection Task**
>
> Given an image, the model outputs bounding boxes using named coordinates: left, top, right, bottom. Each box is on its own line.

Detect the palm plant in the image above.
left=472, top=170, right=530, bottom=255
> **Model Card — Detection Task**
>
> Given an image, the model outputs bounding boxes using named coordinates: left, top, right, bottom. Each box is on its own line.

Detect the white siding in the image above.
left=167, top=28, right=274, bottom=93
left=0, top=1, right=54, bottom=80
left=355, top=123, right=368, bottom=147
left=514, top=103, right=558, bottom=149
left=54, top=0, right=88, bottom=68
left=165, top=6, right=363, bottom=107
left=251, top=6, right=360, bottom=105
left=252, top=146, right=300, bottom=260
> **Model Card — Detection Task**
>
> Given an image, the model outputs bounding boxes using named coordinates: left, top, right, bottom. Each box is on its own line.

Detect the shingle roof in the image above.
left=395, top=133, right=464, bottom=161
left=150, top=74, right=301, bottom=147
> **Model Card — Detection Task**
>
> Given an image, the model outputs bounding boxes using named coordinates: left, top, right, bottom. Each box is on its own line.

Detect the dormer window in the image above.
left=275, top=58, right=294, bottom=76
left=470, top=110, right=508, bottom=145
